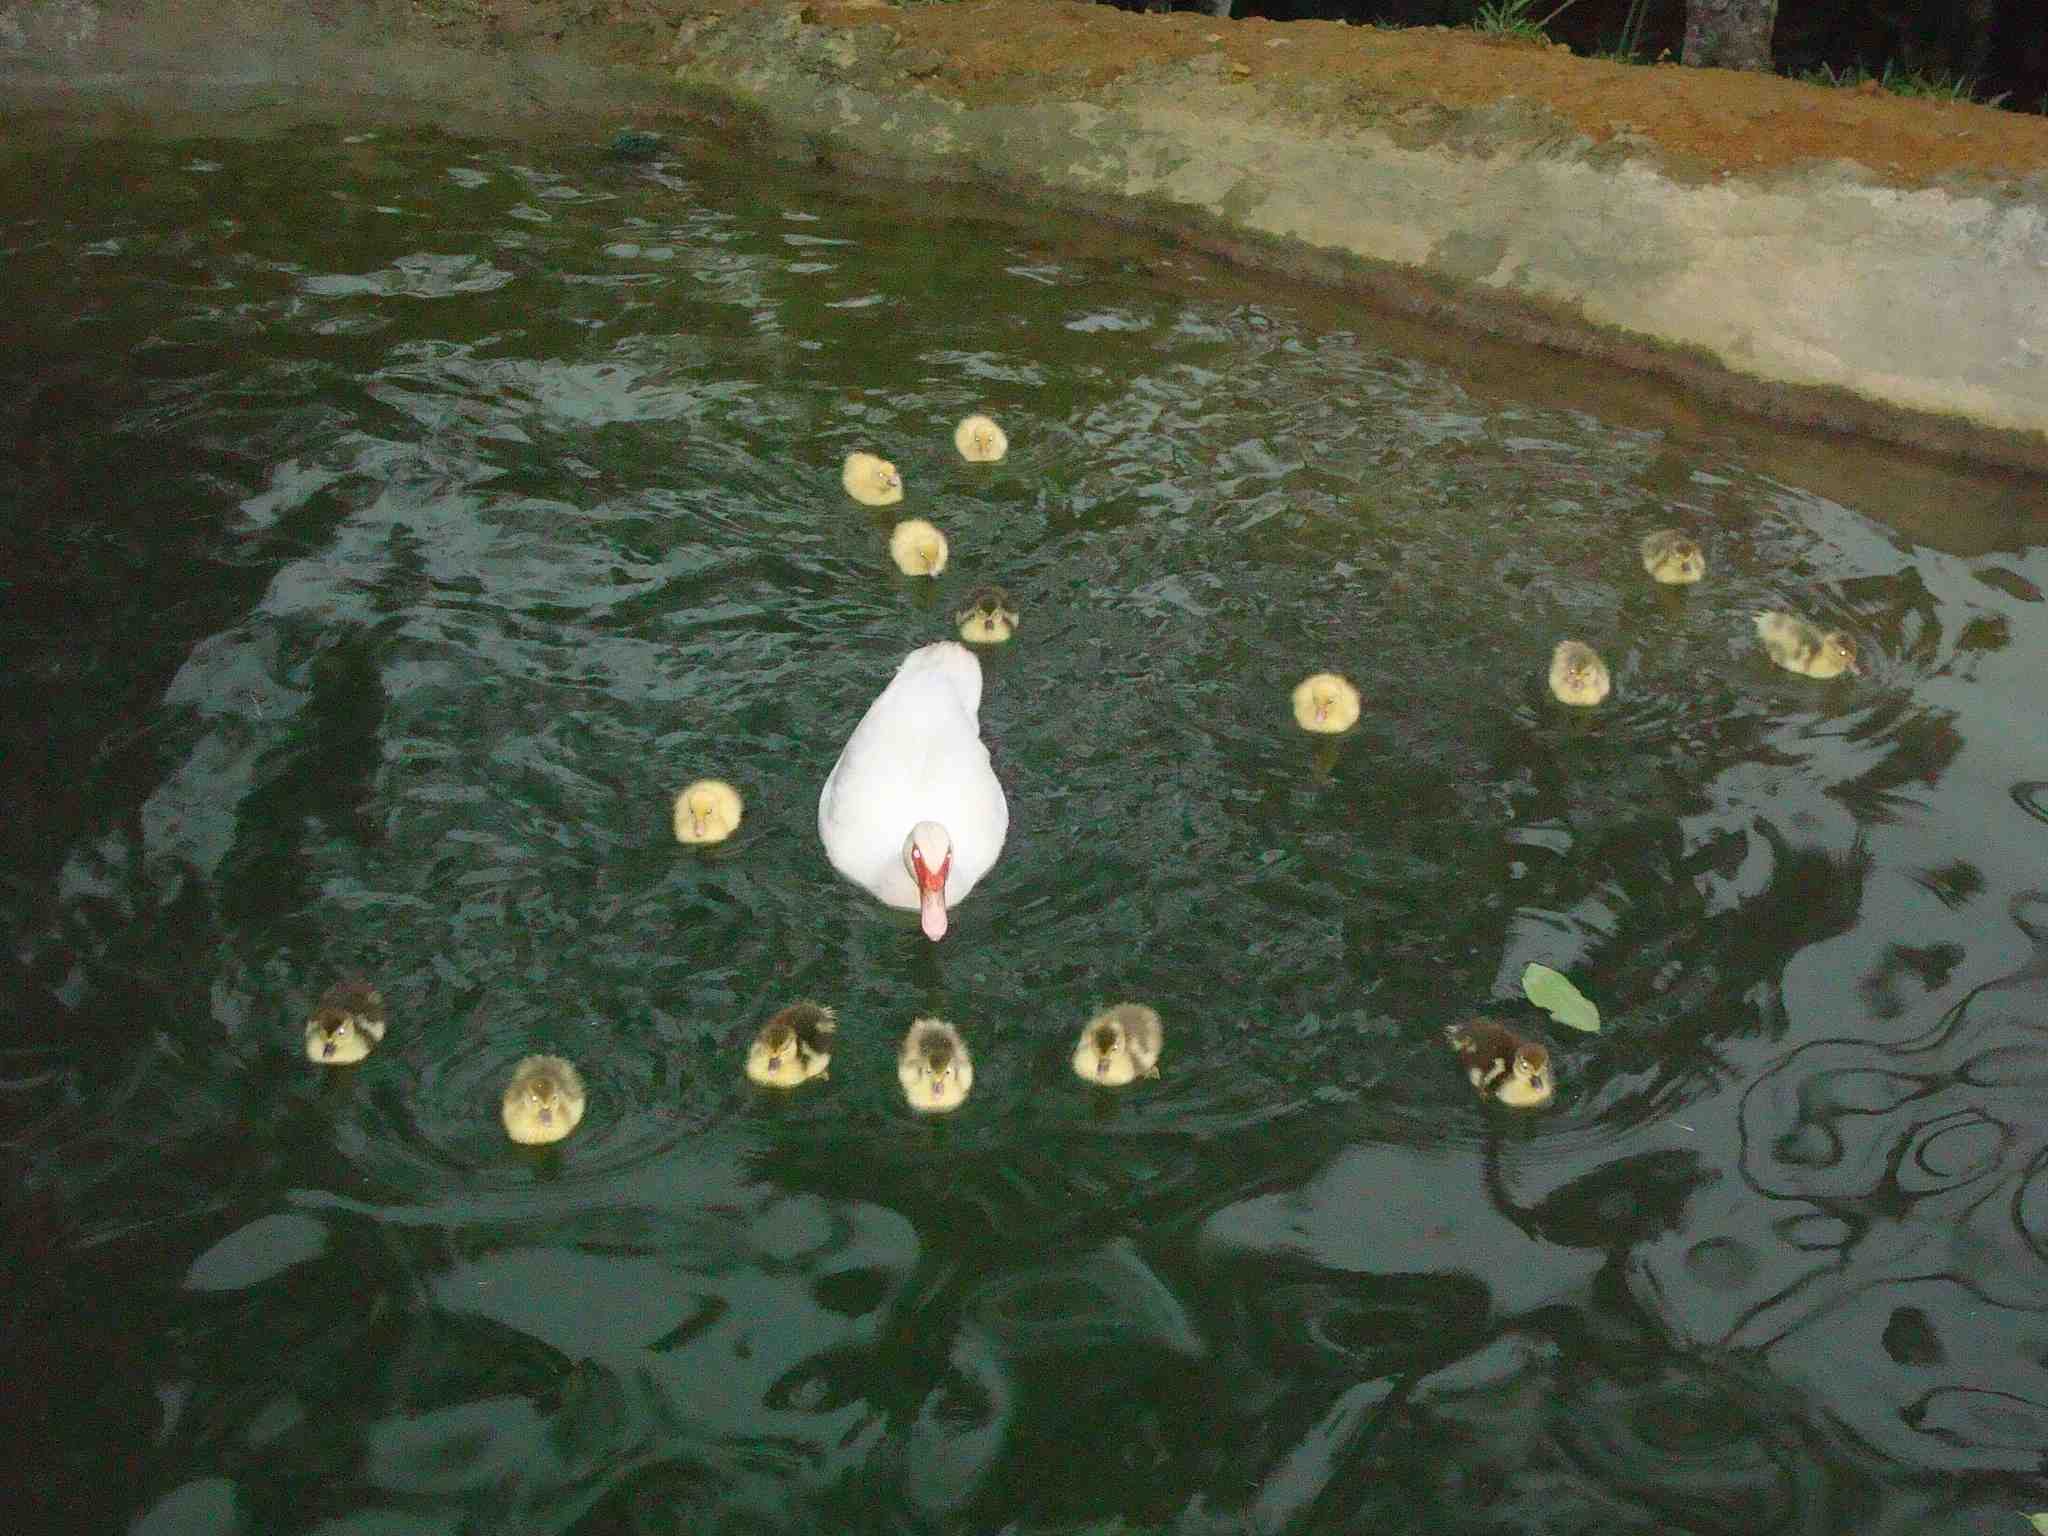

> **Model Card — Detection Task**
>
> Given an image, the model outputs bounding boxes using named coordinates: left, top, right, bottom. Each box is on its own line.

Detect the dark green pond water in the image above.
left=6, top=124, right=2048, bottom=1535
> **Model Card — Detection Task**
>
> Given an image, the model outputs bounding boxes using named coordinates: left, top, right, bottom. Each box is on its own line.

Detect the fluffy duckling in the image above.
left=1072, top=1003, right=1163, bottom=1087
left=899, top=1017, right=973, bottom=1114
left=1443, top=1017, right=1554, bottom=1109
left=673, top=779, right=743, bottom=845
left=889, top=518, right=949, bottom=577
left=1640, top=529, right=1706, bottom=585
left=842, top=451, right=903, bottom=507
left=1548, top=640, right=1611, bottom=707
left=303, top=980, right=387, bottom=1065
left=745, top=1001, right=837, bottom=1089
left=501, top=1054, right=587, bottom=1145
left=1292, top=672, right=1360, bottom=735
left=953, top=413, right=1008, bottom=464
left=956, top=586, right=1019, bottom=645
left=1755, top=612, right=1859, bottom=679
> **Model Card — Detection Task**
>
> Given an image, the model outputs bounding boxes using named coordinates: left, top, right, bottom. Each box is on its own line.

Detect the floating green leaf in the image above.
left=2024, top=1514, right=2048, bottom=1536
left=1521, top=963, right=1602, bottom=1033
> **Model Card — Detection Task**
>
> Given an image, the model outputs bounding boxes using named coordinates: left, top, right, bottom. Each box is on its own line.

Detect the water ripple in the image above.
left=9, top=126, right=2048, bottom=1535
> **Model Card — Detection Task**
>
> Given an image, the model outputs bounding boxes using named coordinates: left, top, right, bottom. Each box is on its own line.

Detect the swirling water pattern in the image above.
left=4, top=129, right=2048, bottom=1534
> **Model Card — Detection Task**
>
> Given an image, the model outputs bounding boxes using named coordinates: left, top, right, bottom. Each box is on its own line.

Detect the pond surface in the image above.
left=6, top=124, right=2048, bottom=1535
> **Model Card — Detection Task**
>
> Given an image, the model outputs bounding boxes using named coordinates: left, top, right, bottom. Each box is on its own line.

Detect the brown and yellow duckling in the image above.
left=1640, top=529, right=1706, bottom=585
left=1754, top=612, right=1859, bottom=679
left=956, top=586, right=1019, bottom=645
left=899, top=1017, right=973, bottom=1114
left=745, top=1001, right=837, bottom=1089
left=303, top=980, right=387, bottom=1065
left=1443, top=1017, right=1555, bottom=1109
left=1072, top=1003, right=1163, bottom=1087
left=501, top=1054, right=587, bottom=1145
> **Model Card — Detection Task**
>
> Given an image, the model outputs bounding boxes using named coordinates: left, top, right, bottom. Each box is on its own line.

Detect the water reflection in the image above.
left=6, top=128, right=2048, bottom=1534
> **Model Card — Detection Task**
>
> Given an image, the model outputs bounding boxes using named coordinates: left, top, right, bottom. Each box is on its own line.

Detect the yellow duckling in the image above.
left=842, top=451, right=903, bottom=507
left=1754, top=612, right=1859, bottom=679
left=1547, top=640, right=1611, bottom=707
left=953, top=413, right=1008, bottom=463
left=501, top=1054, right=587, bottom=1145
left=303, top=980, right=387, bottom=1065
left=889, top=518, right=949, bottom=577
left=745, top=1001, right=837, bottom=1089
left=1640, top=529, right=1706, bottom=585
left=673, top=779, right=743, bottom=845
left=1291, top=672, right=1360, bottom=735
left=899, top=1017, right=973, bottom=1114
left=1443, top=1017, right=1554, bottom=1109
left=1072, top=1003, right=1163, bottom=1087
left=955, top=586, right=1019, bottom=645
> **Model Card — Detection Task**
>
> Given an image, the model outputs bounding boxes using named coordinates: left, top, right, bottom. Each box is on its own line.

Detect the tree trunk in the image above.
left=1681, top=0, right=1779, bottom=71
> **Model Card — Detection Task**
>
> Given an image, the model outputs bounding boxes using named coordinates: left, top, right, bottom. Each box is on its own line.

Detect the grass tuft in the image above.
left=1797, top=59, right=2005, bottom=106
left=1469, top=0, right=1580, bottom=45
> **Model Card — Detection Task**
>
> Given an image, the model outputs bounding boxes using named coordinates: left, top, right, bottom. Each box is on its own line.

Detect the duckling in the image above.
left=956, top=586, right=1019, bottom=645
left=953, top=413, right=1008, bottom=464
left=1072, top=1003, right=1163, bottom=1087
left=303, top=980, right=387, bottom=1065
left=673, top=779, right=743, bottom=845
left=1443, top=1017, right=1554, bottom=1109
left=899, top=1017, right=973, bottom=1114
left=501, top=1054, right=587, bottom=1145
left=889, top=518, right=949, bottom=577
left=1640, top=528, right=1706, bottom=585
left=1755, top=612, right=1859, bottom=679
left=1291, top=672, right=1360, bottom=735
left=1547, top=640, right=1611, bottom=707
left=842, top=451, right=903, bottom=507
left=745, top=1001, right=837, bottom=1089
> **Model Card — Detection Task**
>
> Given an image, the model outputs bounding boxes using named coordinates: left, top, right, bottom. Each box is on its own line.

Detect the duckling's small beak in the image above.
left=1096, top=1055, right=1110, bottom=1077
left=321, top=1037, right=337, bottom=1059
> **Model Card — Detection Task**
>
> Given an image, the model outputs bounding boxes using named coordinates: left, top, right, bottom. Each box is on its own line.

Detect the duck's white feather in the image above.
left=818, top=642, right=1008, bottom=910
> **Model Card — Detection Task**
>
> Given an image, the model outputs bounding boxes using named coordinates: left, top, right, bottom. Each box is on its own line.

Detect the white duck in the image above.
left=818, top=641, right=1008, bottom=941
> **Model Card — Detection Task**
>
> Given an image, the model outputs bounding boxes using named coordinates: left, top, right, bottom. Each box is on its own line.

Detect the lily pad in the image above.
left=2025, top=1515, right=2048, bottom=1535
left=1521, top=963, right=1601, bottom=1033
